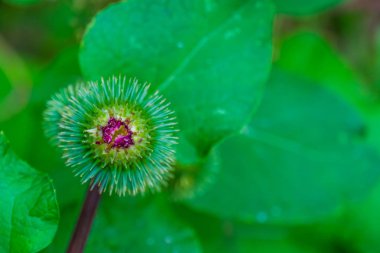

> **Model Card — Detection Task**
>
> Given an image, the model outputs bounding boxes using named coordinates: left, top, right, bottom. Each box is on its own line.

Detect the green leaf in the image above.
left=88, top=197, right=201, bottom=253
left=0, top=132, right=59, bottom=253
left=272, top=0, right=344, bottom=15
left=184, top=68, right=380, bottom=224
left=276, top=30, right=380, bottom=253
left=79, top=0, right=274, bottom=154
left=44, top=196, right=201, bottom=253
left=276, top=31, right=362, bottom=103
left=277, top=31, right=380, bottom=155
left=175, top=206, right=322, bottom=253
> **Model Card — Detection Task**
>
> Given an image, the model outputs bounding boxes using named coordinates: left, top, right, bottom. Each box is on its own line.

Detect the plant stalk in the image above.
left=67, top=184, right=101, bottom=253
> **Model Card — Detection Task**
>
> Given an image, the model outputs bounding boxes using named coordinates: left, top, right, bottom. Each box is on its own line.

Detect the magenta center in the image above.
left=96, top=117, right=134, bottom=149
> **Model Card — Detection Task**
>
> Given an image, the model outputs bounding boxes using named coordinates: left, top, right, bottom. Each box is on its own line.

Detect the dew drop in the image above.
left=215, top=108, right=226, bottom=115
left=164, top=236, right=173, bottom=244
left=223, top=28, right=241, bottom=40
left=233, top=13, right=242, bottom=21
left=205, top=0, right=216, bottom=12
left=256, top=211, right=268, bottom=223
left=177, top=41, right=184, bottom=48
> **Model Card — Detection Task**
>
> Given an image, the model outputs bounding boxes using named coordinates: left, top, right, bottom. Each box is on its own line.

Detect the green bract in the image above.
left=44, top=77, right=177, bottom=196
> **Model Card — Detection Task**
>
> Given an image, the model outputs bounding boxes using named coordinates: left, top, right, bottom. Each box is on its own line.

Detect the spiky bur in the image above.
left=44, top=77, right=178, bottom=196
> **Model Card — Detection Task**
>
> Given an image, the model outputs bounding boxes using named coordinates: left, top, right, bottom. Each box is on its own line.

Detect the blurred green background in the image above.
left=2, top=0, right=380, bottom=252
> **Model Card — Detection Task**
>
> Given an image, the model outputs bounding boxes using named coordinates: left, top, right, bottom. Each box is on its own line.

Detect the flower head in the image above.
left=44, top=77, right=177, bottom=196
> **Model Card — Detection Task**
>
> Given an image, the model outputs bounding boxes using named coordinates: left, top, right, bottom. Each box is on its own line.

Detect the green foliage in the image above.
left=176, top=207, right=321, bottom=253
left=44, top=196, right=202, bottom=253
left=2, top=0, right=380, bottom=253
left=277, top=31, right=362, bottom=102
left=275, top=29, right=380, bottom=253
left=80, top=0, right=274, bottom=154
left=86, top=197, right=201, bottom=253
left=185, top=68, right=380, bottom=224
left=277, top=31, right=380, bottom=154
left=0, top=133, right=59, bottom=253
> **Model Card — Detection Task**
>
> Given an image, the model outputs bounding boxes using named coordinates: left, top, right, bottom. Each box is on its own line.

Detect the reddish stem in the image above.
left=67, top=184, right=101, bottom=253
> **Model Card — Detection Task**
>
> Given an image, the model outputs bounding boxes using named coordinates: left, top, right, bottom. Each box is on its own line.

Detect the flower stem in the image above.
left=67, top=184, right=101, bottom=253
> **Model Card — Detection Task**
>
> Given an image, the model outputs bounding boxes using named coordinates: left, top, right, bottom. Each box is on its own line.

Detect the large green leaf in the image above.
left=87, top=197, right=201, bottom=253
left=276, top=30, right=380, bottom=253
left=184, top=68, right=380, bottom=224
left=44, top=196, right=201, bottom=253
left=277, top=31, right=380, bottom=154
left=80, top=0, right=274, bottom=154
left=273, top=0, right=343, bottom=15
left=0, top=132, right=59, bottom=253
left=174, top=205, right=322, bottom=253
